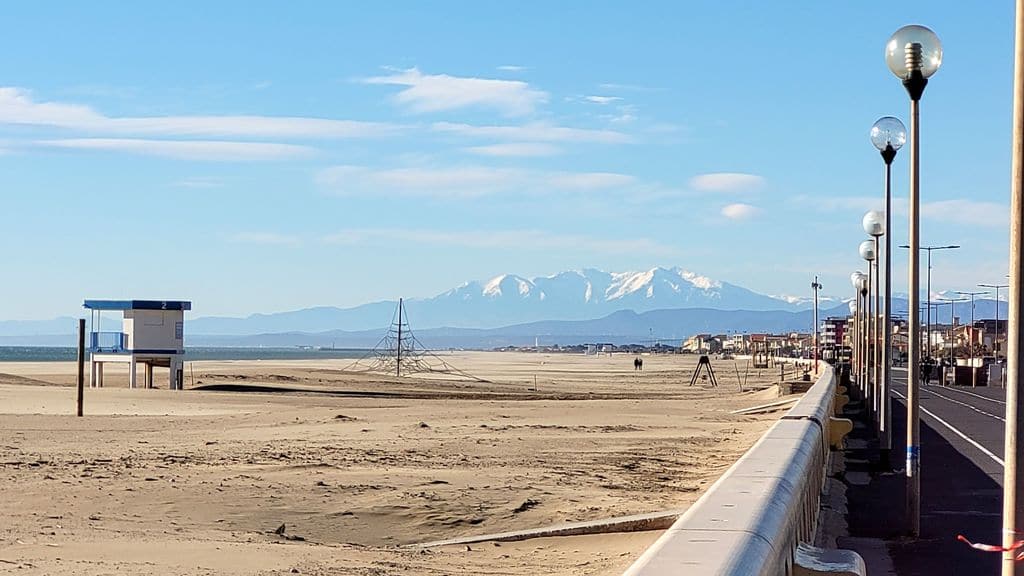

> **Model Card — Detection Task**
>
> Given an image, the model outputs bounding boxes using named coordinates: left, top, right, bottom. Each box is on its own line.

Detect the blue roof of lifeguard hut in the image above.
left=83, top=300, right=192, bottom=311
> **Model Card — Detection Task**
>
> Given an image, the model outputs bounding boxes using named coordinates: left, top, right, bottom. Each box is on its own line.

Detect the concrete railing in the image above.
left=623, top=363, right=854, bottom=576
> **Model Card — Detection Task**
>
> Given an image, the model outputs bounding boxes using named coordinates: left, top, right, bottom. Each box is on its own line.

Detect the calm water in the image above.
left=0, top=346, right=368, bottom=362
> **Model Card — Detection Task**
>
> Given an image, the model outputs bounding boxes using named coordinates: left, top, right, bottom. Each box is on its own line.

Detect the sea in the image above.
left=0, top=346, right=369, bottom=362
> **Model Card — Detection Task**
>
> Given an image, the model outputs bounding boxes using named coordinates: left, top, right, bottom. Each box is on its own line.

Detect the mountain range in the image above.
left=0, top=266, right=1007, bottom=347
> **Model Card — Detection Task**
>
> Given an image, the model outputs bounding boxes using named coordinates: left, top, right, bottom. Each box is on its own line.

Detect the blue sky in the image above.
left=1, top=2, right=1017, bottom=319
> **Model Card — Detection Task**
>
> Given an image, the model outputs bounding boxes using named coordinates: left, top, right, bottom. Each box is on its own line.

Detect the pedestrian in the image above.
left=638, top=357, right=643, bottom=371
left=921, top=357, right=932, bottom=386
left=633, top=357, right=640, bottom=371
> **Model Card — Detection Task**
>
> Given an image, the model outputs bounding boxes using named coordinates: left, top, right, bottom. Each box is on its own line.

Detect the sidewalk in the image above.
left=839, top=384, right=1001, bottom=575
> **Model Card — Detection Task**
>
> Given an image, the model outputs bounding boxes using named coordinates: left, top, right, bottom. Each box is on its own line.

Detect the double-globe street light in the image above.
left=956, top=290, right=989, bottom=388
left=886, top=23, right=942, bottom=538
left=899, top=244, right=961, bottom=355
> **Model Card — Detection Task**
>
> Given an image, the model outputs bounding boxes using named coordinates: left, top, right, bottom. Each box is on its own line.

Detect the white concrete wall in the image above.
left=124, top=310, right=184, bottom=352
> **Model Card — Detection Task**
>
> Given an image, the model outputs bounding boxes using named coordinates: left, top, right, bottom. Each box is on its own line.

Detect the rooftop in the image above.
left=83, top=300, right=192, bottom=311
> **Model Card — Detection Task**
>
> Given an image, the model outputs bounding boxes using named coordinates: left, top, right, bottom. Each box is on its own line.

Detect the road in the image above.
left=844, top=366, right=1007, bottom=574
left=890, top=366, right=1005, bottom=484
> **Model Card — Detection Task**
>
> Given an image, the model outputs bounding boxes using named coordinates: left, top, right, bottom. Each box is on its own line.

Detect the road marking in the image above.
left=892, top=389, right=1004, bottom=467
left=939, top=385, right=1006, bottom=406
left=924, top=389, right=1005, bottom=422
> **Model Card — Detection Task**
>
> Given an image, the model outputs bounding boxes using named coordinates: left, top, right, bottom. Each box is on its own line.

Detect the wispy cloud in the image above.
left=323, top=228, right=680, bottom=255
left=584, top=95, right=623, bottom=105
left=39, top=138, right=312, bottom=161
left=228, top=232, right=301, bottom=245
left=721, top=203, right=758, bottom=220
left=497, top=65, right=527, bottom=72
left=432, top=121, right=631, bottom=144
left=464, top=142, right=562, bottom=157
left=0, top=87, right=397, bottom=139
left=922, top=199, right=1007, bottom=227
left=361, top=68, right=547, bottom=116
left=789, top=194, right=889, bottom=213
left=316, top=165, right=634, bottom=197
left=172, top=176, right=224, bottom=189
left=690, top=172, right=765, bottom=193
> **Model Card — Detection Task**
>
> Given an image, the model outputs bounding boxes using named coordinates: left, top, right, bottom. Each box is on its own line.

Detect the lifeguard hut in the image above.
left=83, top=300, right=191, bottom=390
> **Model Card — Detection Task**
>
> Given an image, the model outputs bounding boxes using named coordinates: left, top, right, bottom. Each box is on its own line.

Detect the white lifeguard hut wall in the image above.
left=83, top=300, right=191, bottom=390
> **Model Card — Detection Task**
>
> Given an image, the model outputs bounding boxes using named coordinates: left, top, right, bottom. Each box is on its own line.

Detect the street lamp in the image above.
left=864, top=209, right=888, bottom=463
left=899, top=244, right=961, bottom=356
left=860, top=239, right=878, bottom=422
left=957, top=290, right=989, bottom=387
left=937, top=297, right=969, bottom=385
left=1005, top=4, right=1024, bottom=570
left=812, top=276, right=823, bottom=374
left=979, top=282, right=1009, bottom=362
left=871, top=117, right=905, bottom=470
left=888, top=23, right=942, bottom=538
left=851, top=271, right=867, bottom=394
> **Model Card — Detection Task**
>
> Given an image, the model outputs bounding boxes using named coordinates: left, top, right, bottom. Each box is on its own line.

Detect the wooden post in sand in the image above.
left=76, top=318, right=85, bottom=417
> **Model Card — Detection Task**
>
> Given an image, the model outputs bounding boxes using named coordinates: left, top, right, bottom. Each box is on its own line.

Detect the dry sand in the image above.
left=0, top=351, right=803, bottom=575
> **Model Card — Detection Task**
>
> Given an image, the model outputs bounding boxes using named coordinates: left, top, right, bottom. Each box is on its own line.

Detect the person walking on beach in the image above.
left=633, top=357, right=640, bottom=371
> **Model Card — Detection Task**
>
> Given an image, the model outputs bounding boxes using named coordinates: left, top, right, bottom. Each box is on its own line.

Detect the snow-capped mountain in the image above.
left=4, top=267, right=844, bottom=339
left=183, top=266, right=824, bottom=334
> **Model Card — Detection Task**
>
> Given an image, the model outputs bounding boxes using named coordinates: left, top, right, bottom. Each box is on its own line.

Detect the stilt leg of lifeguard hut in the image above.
left=90, top=359, right=97, bottom=388
left=129, top=357, right=137, bottom=389
left=144, top=363, right=153, bottom=389
left=97, top=363, right=104, bottom=388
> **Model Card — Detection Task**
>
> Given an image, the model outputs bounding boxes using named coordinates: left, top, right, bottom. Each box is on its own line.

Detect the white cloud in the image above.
left=323, top=228, right=680, bottom=255
left=172, top=177, right=223, bottom=189
left=721, top=203, right=758, bottom=220
left=789, top=194, right=886, bottom=213
left=362, top=68, right=547, bottom=116
left=497, top=65, right=527, bottom=72
left=316, top=165, right=634, bottom=197
left=229, top=232, right=301, bottom=245
left=39, top=138, right=312, bottom=161
left=0, top=87, right=397, bottom=139
left=465, top=142, right=562, bottom=157
left=690, top=172, right=765, bottom=193
left=922, top=199, right=1007, bottom=228
left=584, top=95, right=623, bottom=105
left=547, top=172, right=635, bottom=189
left=432, top=121, right=631, bottom=144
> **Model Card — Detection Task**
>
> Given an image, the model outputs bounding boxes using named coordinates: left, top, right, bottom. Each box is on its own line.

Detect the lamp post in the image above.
left=871, top=119, right=905, bottom=469
left=957, top=291, right=989, bottom=387
left=980, top=283, right=1009, bottom=362
left=812, top=276, right=823, bottom=374
left=938, top=297, right=969, bottom=385
left=851, top=271, right=867, bottom=395
left=864, top=210, right=887, bottom=460
left=860, top=239, right=879, bottom=424
left=1004, top=2, right=1024, bottom=570
left=887, top=23, right=942, bottom=537
left=899, top=244, right=961, bottom=356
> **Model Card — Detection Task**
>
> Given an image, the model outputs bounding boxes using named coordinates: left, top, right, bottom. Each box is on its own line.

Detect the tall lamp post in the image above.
left=851, top=272, right=867, bottom=394
left=871, top=119, right=905, bottom=469
left=812, top=276, right=823, bottom=374
left=938, top=297, right=969, bottom=385
left=860, top=239, right=879, bottom=423
left=886, top=23, right=943, bottom=537
left=980, top=282, right=1009, bottom=362
left=958, top=290, right=989, bottom=387
left=1004, top=2, right=1024, bottom=570
left=899, top=244, right=961, bottom=356
left=864, top=211, right=886, bottom=455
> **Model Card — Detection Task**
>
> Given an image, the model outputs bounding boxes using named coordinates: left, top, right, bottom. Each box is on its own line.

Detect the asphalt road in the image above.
left=890, top=366, right=1005, bottom=483
left=846, top=367, right=1007, bottom=574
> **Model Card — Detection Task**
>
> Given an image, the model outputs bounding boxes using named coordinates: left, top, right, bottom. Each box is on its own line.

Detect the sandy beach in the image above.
left=0, top=351, right=800, bottom=575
